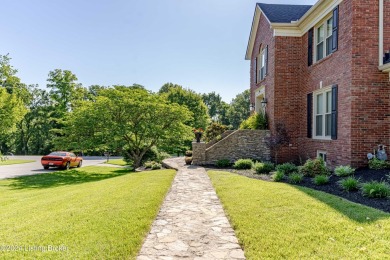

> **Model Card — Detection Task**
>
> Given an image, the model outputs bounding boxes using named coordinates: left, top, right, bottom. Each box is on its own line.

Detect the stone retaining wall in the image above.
left=205, top=130, right=235, bottom=149
left=192, top=130, right=271, bottom=165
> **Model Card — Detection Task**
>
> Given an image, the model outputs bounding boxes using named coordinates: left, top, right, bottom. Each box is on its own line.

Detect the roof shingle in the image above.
left=257, top=3, right=312, bottom=23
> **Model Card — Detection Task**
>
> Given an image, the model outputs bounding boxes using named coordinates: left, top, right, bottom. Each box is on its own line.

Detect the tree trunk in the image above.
left=133, top=156, right=142, bottom=169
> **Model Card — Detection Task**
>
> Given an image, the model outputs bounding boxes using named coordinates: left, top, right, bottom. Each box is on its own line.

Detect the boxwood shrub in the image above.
left=216, top=159, right=231, bottom=168
left=234, top=159, right=253, bottom=169
left=253, top=162, right=275, bottom=174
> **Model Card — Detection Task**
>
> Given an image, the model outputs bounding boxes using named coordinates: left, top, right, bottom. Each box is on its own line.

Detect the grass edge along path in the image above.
left=208, top=170, right=390, bottom=259
left=0, top=159, right=35, bottom=166
left=0, top=166, right=175, bottom=259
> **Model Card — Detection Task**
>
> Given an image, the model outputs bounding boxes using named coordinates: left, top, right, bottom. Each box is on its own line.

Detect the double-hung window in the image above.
left=308, top=6, right=338, bottom=66
left=256, top=46, right=268, bottom=83
left=314, top=88, right=332, bottom=139
left=316, top=16, right=333, bottom=61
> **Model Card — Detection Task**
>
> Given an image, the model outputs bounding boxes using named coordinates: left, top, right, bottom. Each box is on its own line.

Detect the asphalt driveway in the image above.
left=0, top=156, right=112, bottom=179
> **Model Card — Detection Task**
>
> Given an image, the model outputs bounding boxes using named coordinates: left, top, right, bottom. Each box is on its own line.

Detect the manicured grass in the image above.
left=104, top=159, right=129, bottom=166
left=208, top=171, right=390, bottom=259
left=0, top=166, right=175, bottom=259
left=0, top=159, right=35, bottom=166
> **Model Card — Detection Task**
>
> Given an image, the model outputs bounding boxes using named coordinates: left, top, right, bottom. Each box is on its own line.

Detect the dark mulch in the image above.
left=206, top=165, right=390, bottom=213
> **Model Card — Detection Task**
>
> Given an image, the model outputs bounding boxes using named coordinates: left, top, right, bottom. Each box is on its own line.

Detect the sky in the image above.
left=2, top=0, right=316, bottom=102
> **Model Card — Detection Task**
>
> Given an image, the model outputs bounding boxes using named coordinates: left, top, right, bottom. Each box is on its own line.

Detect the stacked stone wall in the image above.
left=192, top=130, right=271, bottom=165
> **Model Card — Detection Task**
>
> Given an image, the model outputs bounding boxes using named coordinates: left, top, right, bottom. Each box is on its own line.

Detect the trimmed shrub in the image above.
left=368, top=158, right=390, bottom=170
left=272, top=171, right=285, bottom=182
left=338, top=177, right=360, bottom=192
left=253, top=162, right=275, bottom=174
left=299, top=158, right=328, bottom=177
left=185, top=150, right=193, bottom=157
left=361, top=181, right=390, bottom=198
left=216, top=159, right=231, bottom=168
left=334, top=165, right=355, bottom=177
left=239, top=112, right=267, bottom=130
left=151, top=162, right=162, bottom=170
left=288, top=173, right=303, bottom=184
left=313, top=175, right=330, bottom=186
left=234, top=159, right=253, bottom=169
left=276, top=163, right=298, bottom=175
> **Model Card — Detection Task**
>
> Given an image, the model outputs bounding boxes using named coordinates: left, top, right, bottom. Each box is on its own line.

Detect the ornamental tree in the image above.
left=58, top=86, right=193, bottom=168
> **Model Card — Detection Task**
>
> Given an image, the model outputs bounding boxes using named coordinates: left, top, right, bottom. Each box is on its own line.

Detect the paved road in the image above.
left=0, top=156, right=119, bottom=180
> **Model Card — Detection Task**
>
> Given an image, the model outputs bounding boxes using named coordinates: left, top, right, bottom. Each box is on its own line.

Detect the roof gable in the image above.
left=257, top=3, right=312, bottom=23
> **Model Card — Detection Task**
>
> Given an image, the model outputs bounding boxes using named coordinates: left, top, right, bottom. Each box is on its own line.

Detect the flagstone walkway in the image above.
left=137, top=158, right=245, bottom=260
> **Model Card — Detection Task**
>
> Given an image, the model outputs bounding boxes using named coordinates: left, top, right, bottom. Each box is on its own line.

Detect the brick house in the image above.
left=246, top=0, right=390, bottom=168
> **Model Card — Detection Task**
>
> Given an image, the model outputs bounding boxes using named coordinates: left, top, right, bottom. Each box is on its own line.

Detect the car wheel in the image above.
left=77, top=160, right=82, bottom=168
left=44, top=166, right=49, bottom=170
left=65, top=162, right=70, bottom=170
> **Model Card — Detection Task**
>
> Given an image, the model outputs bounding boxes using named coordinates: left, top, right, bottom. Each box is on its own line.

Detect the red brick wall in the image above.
left=268, top=0, right=354, bottom=167
left=349, top=0, right=390, bottom=167
left=384, top=1, right=390, bottom=56
left=250, top=13, right=275, bottom=122
left=273, top=36, right=303, bottom=163
left=249, top=0, right=390, bottom=168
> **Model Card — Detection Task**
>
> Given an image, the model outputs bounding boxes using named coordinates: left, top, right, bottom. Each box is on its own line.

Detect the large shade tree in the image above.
left=0, top=88, right=26, bottom=137
left=159, top=83, right=209, bottom=129
left=13, top=86, right=55, bottom=155
left=227, top=89, right=250, bottom=129
left=202, top=91, right=230, bottom=125
left=59, top=86, right=192, bottom=167
left=0, top=54, right=27, bottom=152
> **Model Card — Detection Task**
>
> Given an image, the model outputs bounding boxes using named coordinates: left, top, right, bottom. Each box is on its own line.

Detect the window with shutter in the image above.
left=313, top=85, right=337, bottom=140
left=313, top=6, right=339, bottom=62
left=256, top=46, right=268, bottom=82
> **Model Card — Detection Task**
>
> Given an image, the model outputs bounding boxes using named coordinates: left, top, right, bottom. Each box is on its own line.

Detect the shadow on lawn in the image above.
left=8, top=168, right=132, bottom=189
left=292, top=185, right=390, bottom=223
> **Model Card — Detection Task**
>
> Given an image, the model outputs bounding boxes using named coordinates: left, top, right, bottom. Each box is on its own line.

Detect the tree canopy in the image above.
left=58, top=86, right=193, bottom=167
left=227, top=89, right=250, bottom=129
left=159, top=83, right=209, bottom=129
left=0, top=88, right=26, bottom=136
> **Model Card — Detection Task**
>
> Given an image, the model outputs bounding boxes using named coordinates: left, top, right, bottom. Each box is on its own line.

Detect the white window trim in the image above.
left=312, top=86, right=332, bottom=140
left=313, top=13, right=333, bottom=63
left=317, top=150, right=327, bottom=166
left=256, top=47, right=266, bottom=83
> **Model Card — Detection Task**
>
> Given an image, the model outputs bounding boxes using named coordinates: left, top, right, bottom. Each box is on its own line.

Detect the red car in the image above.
left=41, top=151, right=83, bottom=170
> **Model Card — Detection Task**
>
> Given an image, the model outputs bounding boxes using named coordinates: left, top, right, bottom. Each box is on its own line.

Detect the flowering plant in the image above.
left=192, top=128, right=204, bottom=134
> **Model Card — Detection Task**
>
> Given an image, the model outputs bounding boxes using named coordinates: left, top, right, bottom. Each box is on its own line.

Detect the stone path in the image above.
left=137, top=158, right=245, bottom=260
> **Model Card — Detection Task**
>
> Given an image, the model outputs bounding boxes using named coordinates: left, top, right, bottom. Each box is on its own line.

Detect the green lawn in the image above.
left=0, top=159, right=35, bottom=166
left=0, top=166, right=175, bottom=259
left=104, top=158, right=129, bottom=166
left=208, top=171, right=390, bottom=259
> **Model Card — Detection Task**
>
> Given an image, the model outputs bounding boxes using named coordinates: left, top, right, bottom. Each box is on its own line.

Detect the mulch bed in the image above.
left=205, top=166, right=390, bottom=213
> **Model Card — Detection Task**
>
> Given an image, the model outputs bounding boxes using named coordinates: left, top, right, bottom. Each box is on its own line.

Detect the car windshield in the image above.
left=48, top=152, right=67, bottom=156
